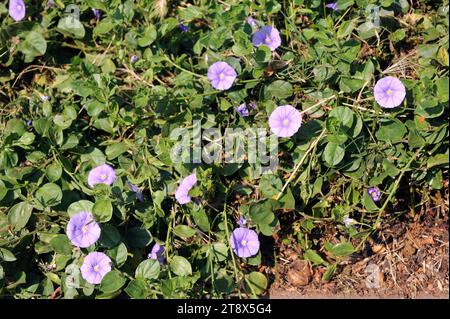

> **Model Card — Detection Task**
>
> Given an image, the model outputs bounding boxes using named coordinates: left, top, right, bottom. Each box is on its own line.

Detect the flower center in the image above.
left=17, top=5, right=22, bottom=11
left=100, top=174, right=107, bottom=180
left=265, top=35, right=271, bottom=44
left=386, top=89, right=393, bottom=95
left=219, top=73, right=225, bottom=79
left=241, top=240, right=247, bottom=246
left=81, top=225, right=88, bottom=233
left=283, top=119, right=289, bottom=126
left=93, top=265, right=100, bottom=272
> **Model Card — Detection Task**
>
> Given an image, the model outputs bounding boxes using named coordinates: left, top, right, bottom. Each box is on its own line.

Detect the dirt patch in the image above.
left=269, top=201, right=449, bottom=299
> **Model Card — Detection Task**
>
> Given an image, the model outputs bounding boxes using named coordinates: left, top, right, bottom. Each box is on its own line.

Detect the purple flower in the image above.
left=47, top=0, right=56, bottom=8
left=26, top=119, right=32, bottom=126
left=230, top=227, right=260, bottom=258
left=374, top=76, right=406, bottom=108
left=248, top=101, right=257, bottom=110
left=9, top=0, right=26, bottom=22
left=92, top=8, right=101, bottom=20
left=179, top=24, right=189, bottom=32
left=326, top=2, right=339, bottom=11
left=81, top=252, right=112, bottom=284
left=148, top=243, right=165, bottom=265
left=236, top=103, right=250, bottom=117
left=247, top=17, right=257, bottom=27
left=128, top=181, right=144, bottom=202
left=130, top=55, right=139, bottom=63
left=252, top=26, right=281, bottom=51
left=368, top=187, right=381, bottom=202
left=343, top=216, right=356, bottom=227
left=41, top=95, right=49, bottom=102
left=87, top=164, right=116, bottom=187
left=66, top=211, right=101, bottom=248
left=269, top=105, right=302, bottom=138
left=237, top=216, right=247, bottom=227
left=175, top=173, right=197, bottom=205
left=207, top=61, right=237, bottom=91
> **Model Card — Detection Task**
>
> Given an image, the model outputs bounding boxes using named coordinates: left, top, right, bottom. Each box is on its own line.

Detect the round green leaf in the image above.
left=170, top=256, right=192, bottom=276
left=8, top=202, right=33, bottom=230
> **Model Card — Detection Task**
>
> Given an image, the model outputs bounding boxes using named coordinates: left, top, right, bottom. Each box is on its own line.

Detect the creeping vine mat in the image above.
left=0, top=0, right=448, bottom=299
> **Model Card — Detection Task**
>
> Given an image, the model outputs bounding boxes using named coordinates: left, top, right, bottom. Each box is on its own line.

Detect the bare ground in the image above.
left=268, top=190, right=449, bottom=299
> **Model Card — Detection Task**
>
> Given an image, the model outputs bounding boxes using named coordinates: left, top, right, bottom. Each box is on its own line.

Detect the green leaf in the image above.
left=105, top=142, right=129, bottom=160
left=92, top=199, right=113, bottom=223
left=211, top=243, right=228, bottom=262
left=259, top=174, right=282, bottom=199
left=427, top=154, right=449, bottom=169
left=46, top=162, right=62, bottom=182
left=170, top=256, right=192, bottom=276
left=18, top=31, right=47, bottom=63
left=126, top=227, right=152, bottom=249
left=173, top=225, right=197, bottom=239
left=337, top=20, right=355, bottom=39
left=304, top=249, right=325, bottom=265
left=99, top=270, right=127, bottom=293
left=375, top=119, right=407, bottom=144
left=323, top=142, right=345, bottom=166
left=50, top=235, right=72, bottom=255
left=245, top=272, right=267, bottom=295
left=57, top=16, right=85, bottom=39
left=327, top=242, right=355, bottom=257
left=98, top=224, right=121, bottom=248
left=138, top=26, right=157, bottom=47
left=265, top=80, right=293, bottom=99
left=34, top=183, right=63, bottom=208
left=0, top=248, right=17, bottom=262
left=322, top=264, right=337, bottom=281
left=8, top=202, right=33, bottom=230
left=191, top=208, right=210, bottom=232
left=362, top=191, right=379, bottom=212
left=125, top=279, right=148, bottom=299
left=67, top=200, right=94, bottom=217
left=254, top=45, right=272, bottom=64
left=107, top=243, right=128, bottom=267
left=249, top=200, right=276, bottom=225
left=135, top=259, right=160, bottom=280
left=214, top=273, right=235, bottom=293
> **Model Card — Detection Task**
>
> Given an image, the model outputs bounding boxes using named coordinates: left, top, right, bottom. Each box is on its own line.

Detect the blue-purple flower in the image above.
left=130, top=55, right=139, bottom=63
left=230, top=227, right=260, bottom=258
left=252, top=26, right=281, bottom=51
left=269, top=105, right=302, bottom=138
left=237, top=216, right=247, bottom=227
left=148, top=243, right=165, bottom=265
left=236, top=103, right=250, bottom=117
left=374, top=76, right=406, bottom=108
left=207, top=61, right=237, bottom=91
left=368, top=187, right=381, bottom=202
left=87, top=164, right=116, bottom=188
left=128, top=181, right=144, bottom=202
left=9, top=0, right=26, bottom=21
left=175, top=173, right=197, bottom=205
left=247, top=17, right=257, bottom=27
left=326, top=2, right=339, bottom=11
left=343, top=216, right=356, bottom=227
left=179, top=24, right=189, bottom=32
left=66, top=211, right=101, bottom=248
left=81, top=252, right=112, bottom=284
left=92, top=8, right=101, bottom=20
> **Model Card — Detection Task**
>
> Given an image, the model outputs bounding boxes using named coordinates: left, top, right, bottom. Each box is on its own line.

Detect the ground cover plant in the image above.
left=0, top=0, right=448, bottom=299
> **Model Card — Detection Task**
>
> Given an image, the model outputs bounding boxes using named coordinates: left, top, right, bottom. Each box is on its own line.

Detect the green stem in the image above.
left=276, top=128, right=327, bottom=200
left=356, top=145, right=426, bottom=251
